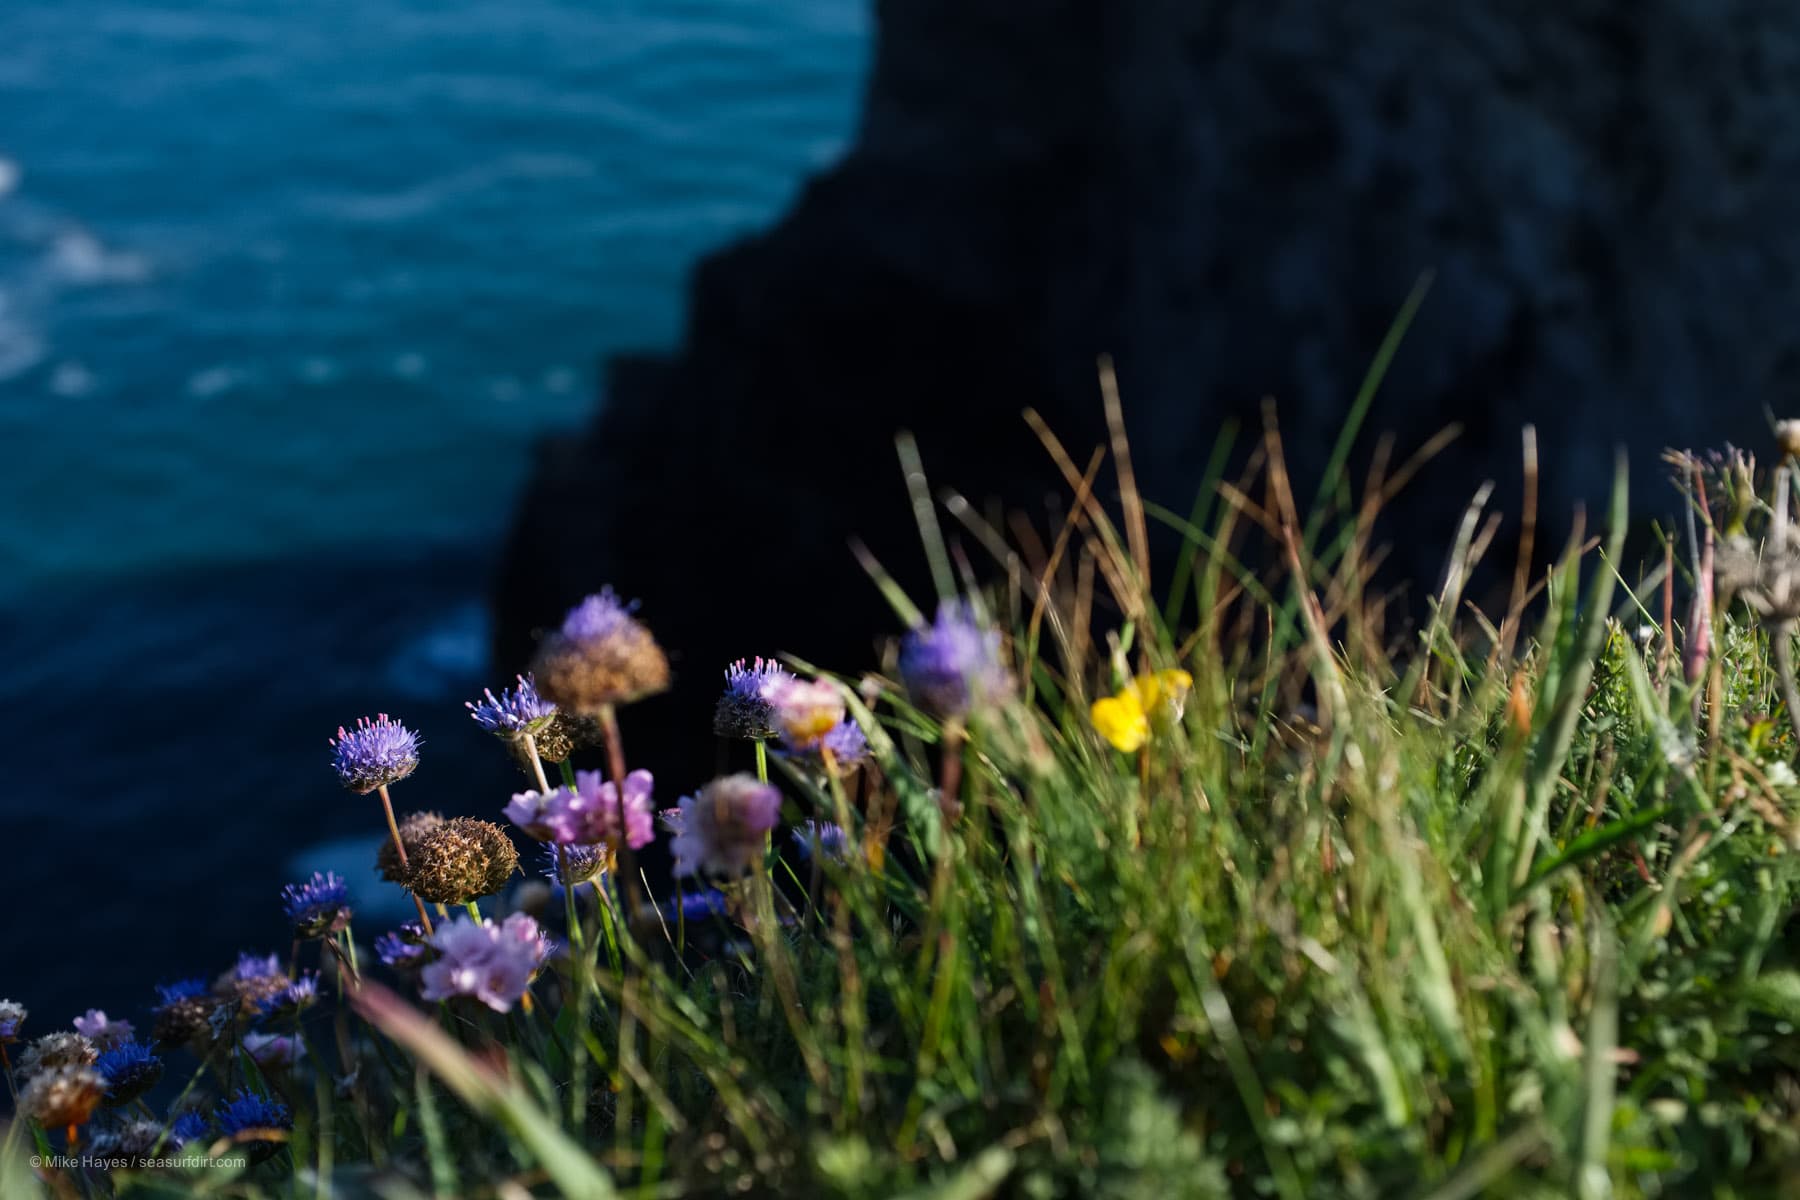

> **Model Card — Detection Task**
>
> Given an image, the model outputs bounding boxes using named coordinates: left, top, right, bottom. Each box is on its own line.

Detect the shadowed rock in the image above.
left=498, top=0, right=1786, bottom=781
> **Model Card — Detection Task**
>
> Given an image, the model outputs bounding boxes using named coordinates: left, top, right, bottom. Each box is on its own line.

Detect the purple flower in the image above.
left=280, top=872, right=352, bottom=939
left=155, top=978, right=208, bottom=1006
left=375, top=924, right=430, bottom=969
left=242, top=1032, right=299, bottom=1070
left=466, top=675, right=556, bottom=735
left=821, top=719, right=870, bottom=765
left=418, top=914, right=549, bottom=1013
left=94, top=1041, right=162, bottom=1106
left=0, top=999, right=25, bottom=1043
left=328, top=714, right=421, bottom=794
left=559, top=588, right=637, bottom=644
left=542, top=842, right=609, bottom=887
left=169, top=1110, right=209, bottom=1147
left=714, top=657, right=796, bottom=740
left=670, top=774, right=783, bottom=878
left=73, top=1010, right=134, bottom=1051
left=661, top=888, right=731, bottom=922
left=230, top=952, right=284, bottom=985
left=503, top=770, right=655, bottom=849
left=899, top=601, right=1009, bottom=718
left=789, top=820, right=851, bottom=863
left=256, top=976, right=320, bottom=1020
left=216, top=1090, right=291, bottom=1138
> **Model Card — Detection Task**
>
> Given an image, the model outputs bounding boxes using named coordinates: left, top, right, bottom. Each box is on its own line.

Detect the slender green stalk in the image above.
left=378, top=782, right=434, bottom=936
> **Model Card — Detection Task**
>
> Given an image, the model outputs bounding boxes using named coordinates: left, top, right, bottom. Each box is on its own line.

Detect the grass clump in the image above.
left=7, top=405, right=1800, bottom=1200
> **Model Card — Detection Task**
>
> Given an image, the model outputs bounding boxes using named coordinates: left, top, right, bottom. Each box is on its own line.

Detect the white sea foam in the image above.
left=49, top=228, right=150, bottom=285
left=0, top=291, right=44, bottom=381
left=186, top=364, right=247, bottom=397
left=48, top=360, right=94, bottom=397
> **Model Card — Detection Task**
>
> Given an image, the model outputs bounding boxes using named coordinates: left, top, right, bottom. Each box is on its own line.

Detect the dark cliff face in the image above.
left=497, top=0, right=1790, bottom=780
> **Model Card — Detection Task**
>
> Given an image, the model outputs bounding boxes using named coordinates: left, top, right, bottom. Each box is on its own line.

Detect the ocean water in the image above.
left=0, top=0, right=868, bottom=1017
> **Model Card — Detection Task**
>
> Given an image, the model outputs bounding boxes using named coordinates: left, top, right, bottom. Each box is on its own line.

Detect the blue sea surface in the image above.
left=0, top=0, right=868, bottom=1016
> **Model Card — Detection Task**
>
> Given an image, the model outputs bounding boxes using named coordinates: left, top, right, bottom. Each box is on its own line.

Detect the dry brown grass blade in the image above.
left=1099, top=353, right=1152, bottom=619
left=1026, top=446, right=1106, bottom=676
left=1023, top=407, right=1138, bottom=618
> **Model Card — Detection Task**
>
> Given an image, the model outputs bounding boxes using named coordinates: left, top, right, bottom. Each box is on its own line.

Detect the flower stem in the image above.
left=598, top=705, right=645, bottom=927
left=522, top=732, right=552, bottom=793
left=340, top=925, right=360, bottom=980
left=1775, top=622, right=1800, bottom=752
left=754, top=737, right=769, bottom=784
left=464, top=901, right=482, bottom=922
left=378, top=783, right=433, bottom=936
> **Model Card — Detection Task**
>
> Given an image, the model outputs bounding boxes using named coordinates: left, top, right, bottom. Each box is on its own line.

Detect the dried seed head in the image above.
left=530, top=590, right=671, bottom=714
left=152, top=994, right=218, bottom=1052
left=17, top=1032, right=97, bottom=1081
left=1717, top=529, right=1800, bottom=625
left=405, top=817, right=520, bottom=905
left=21, top=1065, right=105, bottom=1128
left=213, top=953, right=290, bottom=1012
left=377, top=810, right=445, bottom=883
left=94, top=1042, right=163, bottom=1107
left=1778, top=419, right=1800, bottom=459
left=524, top=711, right=577, bottom=765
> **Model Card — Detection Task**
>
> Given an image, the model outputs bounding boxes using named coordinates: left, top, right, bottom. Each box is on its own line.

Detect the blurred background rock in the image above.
left=3, top=0, right=1786, bottom=1019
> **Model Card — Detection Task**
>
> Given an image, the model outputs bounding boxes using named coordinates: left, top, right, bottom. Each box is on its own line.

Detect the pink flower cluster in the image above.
left=502, top=769, right=655, bottom=849
left=419, top=914, right=552, bottom=1013
left=668, top=773, right=784, bottom=878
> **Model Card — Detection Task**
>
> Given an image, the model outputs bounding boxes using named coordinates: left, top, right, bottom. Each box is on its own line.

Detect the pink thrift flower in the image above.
left=242, top=1032, right=300, bottom=1070
left=670, top=774, right=783, bottom=878
left=768, top=677, right=847, bottom=752
left=418, top=914, right=549, bottom=1013
left=72, top=1010, right=134, bottom=1051
left=570, top=769, right=656, bottom=850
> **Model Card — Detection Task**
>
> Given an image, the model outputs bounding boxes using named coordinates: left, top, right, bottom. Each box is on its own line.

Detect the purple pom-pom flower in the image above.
left=542, top=842, right=609, bottom=888
left=217, top=1090, right=291, bottom=1143
left=375, top=924, right=430, bottom=969
left=280, top=872, right=353, bottom=939
left=466, top=675, right=556, bottom=736
left=94, top=1041, right=163, bottom=1106
left=155, top=979, right=208, bottom=1006
left=714, top=657, right=795, bottom=740
left=790, top=820, right=852, bottom=863
left=328, top=714, right=421, bottom=794
left=899, top=601, right=1010, bottom=718
left=73, top=1010, right=134, bottom=1050
left=168, top=1110, right=209, bottom=1147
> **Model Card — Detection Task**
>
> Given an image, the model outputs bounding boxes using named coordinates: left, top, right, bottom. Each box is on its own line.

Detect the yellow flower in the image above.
left=1090, top=669, right=1193, bottom=752
left=1091, top=693, right=1150, bottom=752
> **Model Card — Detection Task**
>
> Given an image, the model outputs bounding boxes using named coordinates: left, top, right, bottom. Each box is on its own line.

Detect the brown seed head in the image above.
left=377, top=810, right=445, bottom=883
left=531, top=625, right=670, bottom=714
left=405, top=817, right=520, bottom=905
left=21, top=1065, right=106, bottom=1128
left=17, top=1032, right=97, bottom=1081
